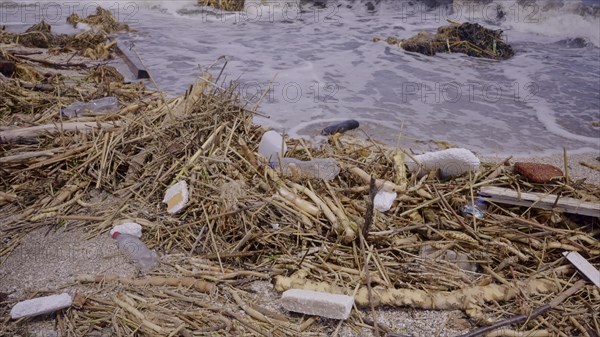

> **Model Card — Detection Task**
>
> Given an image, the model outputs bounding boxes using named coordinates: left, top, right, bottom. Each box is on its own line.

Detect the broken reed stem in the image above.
left=77, top=274, right=216, bottom=293
left=563, top=147, right=570, bottom=185
left=362, top=176, right=377, bottom=240
left=457, top=280, right=587, bottom=337
left=433, top=184, right=479, bottom=242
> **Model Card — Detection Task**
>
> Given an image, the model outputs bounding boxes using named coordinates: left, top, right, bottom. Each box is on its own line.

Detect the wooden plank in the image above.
left=480, top=186, right=600, bottom=218
left=563, top=251, right=600, bottom=288
left=112, top=38, right=150, bottom=80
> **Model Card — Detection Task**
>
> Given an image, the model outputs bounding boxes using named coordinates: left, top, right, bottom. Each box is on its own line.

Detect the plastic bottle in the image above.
left=275, top=157, right=340, bottom=181
left=112, top=232, right=159, bottom=273
left=61, top=96, right=120, bottom=118
left=258, top=131, right=287, bottom=166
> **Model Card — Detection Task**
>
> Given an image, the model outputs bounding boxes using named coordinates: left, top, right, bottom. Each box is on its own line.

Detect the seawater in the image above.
left=1, top=0, right=599, bottom=156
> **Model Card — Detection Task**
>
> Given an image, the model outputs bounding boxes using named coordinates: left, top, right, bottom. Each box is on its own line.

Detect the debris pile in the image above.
left=376, top=21, right=515, bottom=60
left=1, top=9, right=599, bottom=337
left=66, top=7, right=130, bottom=33
left=198, top=0, right=246, bottom=11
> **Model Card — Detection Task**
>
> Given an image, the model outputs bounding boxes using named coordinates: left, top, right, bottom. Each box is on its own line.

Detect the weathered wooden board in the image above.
left=113, top=38, right=150, bottom=80
left=563, top=251, right=600, bottom=288
left=480, top=186, right=600, bottom=218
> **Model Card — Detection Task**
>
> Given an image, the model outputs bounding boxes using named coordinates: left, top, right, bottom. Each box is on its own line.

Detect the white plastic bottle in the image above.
left=258, top=131, right=287, bottom=166
left=112, top=232, right=159, bottom=273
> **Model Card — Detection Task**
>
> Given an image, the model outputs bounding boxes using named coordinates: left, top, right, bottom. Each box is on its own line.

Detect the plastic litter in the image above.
left=112, top=231, right=159, bottom=273
left=405, top=148, right=480, bottom=179
left=373, top=190, right=397, bottom=212
left=110, top=221, right=142, bottom=238
left=275, top=157, right=340, bottom=181
left=321, top=119, right=360, bottom=135
left=462, top=198, right=487, bottom=219
left=163, top=180, right=189, bottom=214
left=258, top=130, right=287, bottom=166
left=61, top=96, right=120, bottom=118
left=420, top=245, right=478, bottom=272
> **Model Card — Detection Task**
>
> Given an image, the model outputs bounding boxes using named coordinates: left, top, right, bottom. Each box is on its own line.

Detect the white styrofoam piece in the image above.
left=281, top=289, right=354, bottom=320
left=563, top=251, right=600, bottom=288
left=11, top=293, right=72, bottom=319
left=110, top=222, right=142, bottom=238
left=374, top=190, right=397, bottom=212
left=162, top=180, right=189, bottom=214
left=405, top=148, right=480, bottom=178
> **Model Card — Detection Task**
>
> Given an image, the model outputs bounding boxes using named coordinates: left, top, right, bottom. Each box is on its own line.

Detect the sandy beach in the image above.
left=1, top=2, right=599, bottom=336
left=1, top=147, right=597, bottom=337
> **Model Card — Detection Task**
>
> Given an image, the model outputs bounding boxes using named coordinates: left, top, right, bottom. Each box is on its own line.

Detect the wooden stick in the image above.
left=0, top=147, right=66, bottom=163
left=0, top=121, right=120, bottom=144
left=563, top=147, right=570, bottom=185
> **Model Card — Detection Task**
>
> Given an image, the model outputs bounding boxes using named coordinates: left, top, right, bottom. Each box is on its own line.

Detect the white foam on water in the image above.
left=500, top=2, right=600, bottom=47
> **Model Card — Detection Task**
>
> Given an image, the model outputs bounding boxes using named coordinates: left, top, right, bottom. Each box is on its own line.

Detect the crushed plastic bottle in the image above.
left=275, top=157, right=340, bottom=181
left=462, top=198, right=487, bottom=219
left=112, top=231, right=159, bottom=273
left=61, top=96, right=120, bottom=118
left=258, top=130, right=287, bottom=166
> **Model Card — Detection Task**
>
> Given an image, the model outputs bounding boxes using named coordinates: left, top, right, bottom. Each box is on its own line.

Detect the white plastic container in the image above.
left=258, top=131, right=287, bottom=166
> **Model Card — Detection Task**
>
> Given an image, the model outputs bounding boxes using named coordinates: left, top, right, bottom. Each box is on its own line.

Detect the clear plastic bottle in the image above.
left=61, top=96, right=120, bottom=118
left=112, top=232, right=159, bottom=273
left=275, top=157, right=340, bottom=181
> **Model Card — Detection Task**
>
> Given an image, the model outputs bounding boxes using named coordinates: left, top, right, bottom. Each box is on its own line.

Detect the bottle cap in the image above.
left=111, top=231, right=121, bottom=239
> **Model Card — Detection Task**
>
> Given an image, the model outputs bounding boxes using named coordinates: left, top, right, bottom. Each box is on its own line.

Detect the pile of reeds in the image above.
left=66, top=7, right=130, bottom=34
left=377, top=20, right=515, bottom=60
left=1, top=10, right=599, bottom=337
left=198, top=0, right=246, bottom=11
